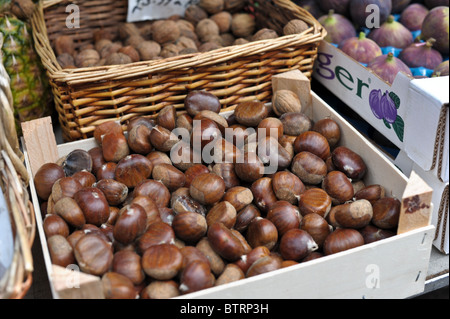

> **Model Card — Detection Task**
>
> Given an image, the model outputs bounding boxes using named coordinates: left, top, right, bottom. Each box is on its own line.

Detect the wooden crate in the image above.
left=22, top=91, right=435, bottom=299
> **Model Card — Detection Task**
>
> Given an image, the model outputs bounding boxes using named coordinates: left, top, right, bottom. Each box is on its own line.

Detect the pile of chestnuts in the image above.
left=34, top=89, right=401, bottom=299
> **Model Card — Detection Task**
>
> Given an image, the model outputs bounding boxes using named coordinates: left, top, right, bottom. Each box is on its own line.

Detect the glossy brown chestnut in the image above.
left=127, top=116, right=155, bottom=133
left=257, top=136, right=292, bottom=169
left=234, top=204, right=261, bottom=233
left=196, top=237, right=226, bottom=276
left=141, top=243, right=183, bottom=280
left=215, top=263, right=245, bottom=286
left=95, top=179, right=128, bottom=206
left=114, top=154, right=153, bottom=188
left=246, top=255, right=282, bottom=278
left=102, top=131, right=130, bottom=163
left=371, top=197, right=401, bottom=230
left=145, top=151, right=172, bottom=167
left=94, top=121, right=122, bottom=145
left=157, top=105, right=177, bottom=131
left=184, top=90, right=221, bottom=116
left=133, top=179, right=171, bottom=208
left=130, top=196, right=161, bottom=226
left=74, top=187, right=110, bottom=226
left=234, top=246, right=270, bottom=274
left=298, top=188, right=332, bottom=218
left=312, top=118, right=341, bottom=148
left=96, top=162, right=117, bottom=181
left=152, top=163, right=186, bottom=191
left=88, top=147, right=106, bottom=175
left=127, top=124, right=153, bottom=155
left=170, top=188, right=207, bottom=216
left=322, top=170, right=354, bottom=204
left=189, top=172, right=225, bottom=205
left=74, top=234, right=113, bottom=276
left=137, top=221, right=175, bottom=253
left=250, top=177, right=278, bottom=213
left=106, top=206, right=120, bottom=225
left=149, top=125, right=179, bottom=152
left=354, top=184, right=386, bottom=205
left=176, top=113, right=193, bottom=133
left=300, top=213, right=332, bottom=248
left=301, top=251, right=324, bottom=262
left=191, top=118, right=221, bottom=151
left=359, top=225, right=395, bottom=244
left=257, top=117, right=284, bottom=140
left=141, top=280, right=180, bottom=299
left=211, top=138, right=242, bottom=164
left=294, top=131, right=331, bottom=160
left=332, top=146, right=367, bottom=181
left=172, top=211, right=207, bottom=243
left=62, top=149, right=93, bottom=176
left=47, top=234, right=75, bottom=267
left=206, top=201, right=237, bottom=229
left=51, top=176, right=83, bottom=202
left=170, top=141, right=197, bottom=172
left=291, top=151, right=327, bottom=185
left=279, top=228, right=318, bottom=261
left=194, top=110, right=229, bottom=135
left=184, top=164, right=210, bottom=188
left=43, top=214, right=70, bottom=238
left=246, top=217, right=278, bottom=250
left=211, top=163, right=240, bottom=190
left=113, top=203, right=148, bottom=245
left=267, top=200, right=301, bottom=236
left=112, top=250, right=145, bottom=285
left=223, top=186, right=254, bottom=212
left=72, top=170, right=96, bottom=188
left=234, top=101, right=269, bottom=127
left=102, top=272, right=138, bottom=299
left=228, top=124, right=251, bottom=148
left=234, top=151, right=265, bottom=183
left=180, top=246, right=210, bottom=271
left=53, top=197, right=86, bottom=228
left=279, top=112, right=312, bottom=136
left=323, top=228, right=365, bottom=255
left=272, top=170, right=305, bottom=204
left=179, top=260, right=215, bottom=294
left=334, top=199, right=373, bottom=229
left=207, top=222, right=245, bottom=261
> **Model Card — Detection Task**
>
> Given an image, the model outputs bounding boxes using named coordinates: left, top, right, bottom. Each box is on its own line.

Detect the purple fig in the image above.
left=425, top=0, right=449, bottom=9
left=368, top=15, right=413, bottom=49
left=369, top=89, right=384, bottom=119
left=399, top=38, right=443, bottom=69
left=367, top=52, right=413, bottom=84
left=318, top=10, right=357, bottom=44
left=432, top=60, right=449, bottom=76
left=421, top=6, right=449, bottom=55
left=349, top=0, right=392, bottom=28
left=339, top=32, right=382, bottom=64
left=317, top=0, right=351, bottom=15
left=399, top=4, right=429, bottom=31
left=296, top=0, right=325, bottom=18
left=380, top=92, right=397, bottom=124
left=392, top=0, right=411, bottom=13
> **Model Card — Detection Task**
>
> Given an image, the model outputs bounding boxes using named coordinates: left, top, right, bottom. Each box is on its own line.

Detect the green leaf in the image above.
left=383, top=118, right=391, bottom=129
left=389, top=92, right=401, bottom=109
left=392, top=115, right=404, bottom=142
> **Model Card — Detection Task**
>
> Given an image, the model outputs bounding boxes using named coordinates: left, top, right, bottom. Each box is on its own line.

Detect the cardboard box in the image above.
left=313, top=41, right=449, bottom=182
left=22, top=91, right=435, bottom=299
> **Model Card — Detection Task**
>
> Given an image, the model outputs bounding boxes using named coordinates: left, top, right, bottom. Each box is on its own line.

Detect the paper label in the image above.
left=127, top=0, right=200, bottom=22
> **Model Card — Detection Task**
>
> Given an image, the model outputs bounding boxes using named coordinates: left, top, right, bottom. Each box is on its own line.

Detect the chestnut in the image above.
left=234, top=246, right=270, bottom=274
left=272, top=170, right=305, bottom=204
left=113, top=203, right=148, bottom=245
left=176, top=113, right=193, bottom=133
left=206, top=201, right=237, bottom=229
left=81, top=224, right=111, bottom=243
left=291, top=151, right=327, bottom=185
left=250, top=177, right=278, bottom=213
left=131, top=196, right=161, bottom=226
left=332, top=146, right=367, bottom=181
left=302, top=251, right=324, bottom=262
left=334, top=199, right=373, bottom=229
left=94, top=120, right=122, bottom=145
left=371, top=197, right=401, bottom=230
left=234, top=101, right=269, bottom=127
left=191, top=118, right=221, bottom=151
left=43, top=214, right=70, bottom=238
left=72, top=170, right=96, bottom=188
left=102, top=272, right=138, bottom=299
left=127, top=124, right=153, bottom=155
left=323, top=228, right=365, bottom=255
left=257, top=136, right=292, bottom=170
left=51, top=176, right=83, bottom=202
left=137, top=221, right=175, bottom=253
left=141, top=243, right=183, bottom=280
left=322, top=170, right=354, bottom=204
left=53, top=197, right=86, bottom=228
left=257, top=117, right=283, bottom=139
left=106, top=206, right=120, bottom=225
left=196, top=237, right=226, bottom=276
left=300, top=213, right=332, bottom=248
left=234, top=151, right=265, bottom=183
left=298, top=188, right=332, bottom=218
left=194, top=110, right=229, bottom=135
left=149, top=125, right=179, bottom=152
left=211, top=138, right=242, bottom=164
left=215, top=263, right=245, bottom=286
left=211, top=163, right=240, bottom=190
left=157, top=105, right=177, bottom=131
left=294, top=131, right=331, bottom=161
left=359, top=225, right=395, bottom=244
left=172, top=211, right=207, bottom=243
left=246, top=217, right=278, bottom=251
left=152, top=163, right=186, bottom=191
left=141, top=280, right=180, bottom=299
left=180, top=246, right=210, bottom=271
left=312, top=118, right=341, bottom=148
left=95, top=179, right=128, bottom=206
left=74, top=234, right=113, bottom=276
left=184, top=164, right=210, bottom=188
left=115, top=154, right=153, bottom=188
left=170, top=141, right=198, bottom=172
left=170, top=188, right=207, bottom=216
left=223, top=186, right=254, bottom=212
left=267, top=201, right=301, bottom=236
left=96, top=162, right=117, bottom=181
left=189, top=172, right=225, bottom=205
left=133, top=179, right=171, bottom=208
left=179, top=260, right=215, bottom=294
left=246, top=255, right=282, bottom=278
left=234, top=204, right=261, bottom=233
left=47, top=234, right=75, bottom=267
left=74, top=187, right=110, bottom=226
left=279, top=229, right=318, bottom=261
left=127, top=116, right=155, bottom=133
left=112, top=250, right=144, bottom=285
left=184, top=90, right=221, bottom=116
left=207, top=222, right=245, bottom=261
left=146, top=151, right=172, bottom=167
left=279, top=112, right=312, bottom=136
left=62, top=149, right=93, bottom=176
left=88, top=147, right=106, bottom=175
left=102, top=131, right=130, bottom=163
left=354, top=184, right=386, bottom=205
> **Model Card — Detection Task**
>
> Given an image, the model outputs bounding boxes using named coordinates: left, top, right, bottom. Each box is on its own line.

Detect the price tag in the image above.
left=127, top=0, right=200, bottom=22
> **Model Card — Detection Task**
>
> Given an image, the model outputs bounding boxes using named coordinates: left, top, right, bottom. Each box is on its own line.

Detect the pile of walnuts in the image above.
left=54, top=0, right=310, bottom=68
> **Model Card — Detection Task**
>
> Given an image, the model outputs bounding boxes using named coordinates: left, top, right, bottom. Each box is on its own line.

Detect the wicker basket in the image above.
left=0, top=35, right=35, bottom=299
left=31, top=0, right=326, bottom=141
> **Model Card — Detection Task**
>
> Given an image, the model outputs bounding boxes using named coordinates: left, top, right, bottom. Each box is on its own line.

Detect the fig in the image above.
left=421, top=6, right=449, bottom=55
left=349, top=0, right=392, bottom=28
left=339, top=32, right=382, bottom=64
left=400, top=4, right=429, bottom=31
left=425, top=0, right=449, bottom=9
left=391, top=0, right=411, bottom=13
left=317, top=0, right=351, bottom=15
left=399, top=38, right=443, bottom=69
left=368, top=15, right=413, bottom=49
left=367, top=52, right=413, bottom=84
left=318, top=10, right=357, bottom=45
left=432, top=60, right=449, bottom=76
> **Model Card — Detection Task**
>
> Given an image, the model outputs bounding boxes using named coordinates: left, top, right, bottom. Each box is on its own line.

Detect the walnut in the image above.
left=176, top=36, right=198, bottom=51
left=125, top=35, right=145, bottom=48
left=198, top=41, right=222, bottom=52
left=95, top=39, right=112, bottom=52
left=283, top=19, right=310, bottom=36
left=119, top=23, right=141, bottom=39
left=233, top=38, right=249, bottom=45
left=179, top=47, right=198, bottom=55
left=251, top=28, right=278, bottom=41
left=152, top=20, right=180, bottom=44
left=136, top=41, right=161, bottom=61
left=272, top=90, right=302, bottom=116
left=118, top=46, right=140, bottom=62
left=210, top=11, right=232, bottom=33
left=185, top=5, right=208, bottom=26
left=99, top=42, right=122, bottom=59
left=75, top=49, right=100, bottom=68
left=220, top=33, right=235, bottom=47
left=104, top=52, right=133, bottom=65
left=138, top=21, right=154, bottom=40
left=54, top=35, right=75, bottom=56
left=198, top=0, right=224, bottom=15
left=231, top=13, right=255, bottom=38
left=93, top=29, right=118, bottom=42
left=56, top=53, right=75, bottom=69
left=160, top=43, right=179, bottom=58
left=177, top=20, right=200, bottom=45
left=196, top=19, right=220, bottom=43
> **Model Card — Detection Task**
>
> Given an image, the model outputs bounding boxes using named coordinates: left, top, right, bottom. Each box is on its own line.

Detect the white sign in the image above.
left=127, top=0, right=200, bottom=22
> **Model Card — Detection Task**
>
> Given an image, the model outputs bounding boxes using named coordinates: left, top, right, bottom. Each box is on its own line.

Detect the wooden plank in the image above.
left=397, top=171, right=434, bottom=235
left=21, top=117, right=59, bottom=178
